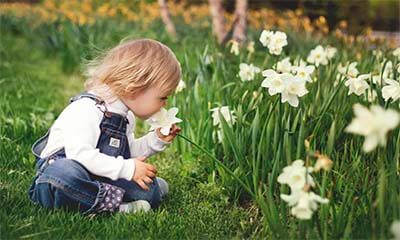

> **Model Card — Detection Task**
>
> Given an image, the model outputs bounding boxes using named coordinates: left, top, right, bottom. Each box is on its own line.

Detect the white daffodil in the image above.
left=259, top=30, right=288, bottom=56
left=344, top=74, right=370, bottom=96
left=383, top=60, right=393, bottom=78
left=325, top=46, right=337, bottom=60
left=292, top=58, right=307, bottom=69
left=307, top=45, right=329, bottom=67
left=279, top=160, right=330, bottom=220
left=277, top=57, right=292, bottom=73
left=277, top=160, right=314, bottom=190
left=345, top=104, right=400, bottom=152
left=292, top=64, right=315, bottom=82
left=215, top=129, right=223, bottom=143
left=390, top=220, right=400, bottom=240
left=261, top=69, right=285, bottom=95
left=338, top=61, right=359, bottom=78
left=238, top=63, right=261, bottom=81
left=261, top=71, right=308, bottom=107
left=281, top=190, right=329, bottom=220
left=372, top=60, right=393, bottom=85
left=366, top=88, right=377, bottom=103
left=281, top=75, right=309, bottom=107
left=382, top=79, right=400, bottom=102
left=393, top=48, right=400, bottom=60
left=204, top=54, right=213, bottom=65
left=259, top=30, right=274, bottom=47
left=373, top=49, right=383, bottom=58
left=147, top=107, right=182, bottom=136
left=268, top=31, right=288, bottom=55
left=211, top=106, right=236, bottom=127
left=175, top=79, right=186, bottom=93
left=230, top=40, right=240, bottom=56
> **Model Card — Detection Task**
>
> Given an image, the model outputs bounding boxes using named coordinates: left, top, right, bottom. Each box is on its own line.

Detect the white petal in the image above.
left=363, top=135, right=379, bottom=152
left=160, top=126, right=171, bottom=136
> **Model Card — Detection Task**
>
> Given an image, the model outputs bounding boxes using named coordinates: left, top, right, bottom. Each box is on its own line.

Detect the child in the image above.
left=28, top=38, right=182, bottom=215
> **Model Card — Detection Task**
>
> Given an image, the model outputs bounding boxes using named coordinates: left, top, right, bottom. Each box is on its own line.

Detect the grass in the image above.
left=0, top=31, right=261, bottom=239
left=1, top=9, right=399, bottom=239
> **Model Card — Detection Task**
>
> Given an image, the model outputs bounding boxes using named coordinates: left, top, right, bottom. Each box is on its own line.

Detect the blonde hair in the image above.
left=84, top=38, right=181, bottom=103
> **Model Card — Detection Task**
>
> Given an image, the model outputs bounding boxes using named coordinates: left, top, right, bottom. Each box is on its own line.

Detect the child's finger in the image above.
left=147, top=171, right=156, bottom=178
left=143, top=176, right=153, bottom=184
left=138, top=180, right=150, bottom=191
left=137, top=156, right=147, bottom=162
left=147, top=164, right=157, bottom=174
left=171, top=126, right=181, bottom=135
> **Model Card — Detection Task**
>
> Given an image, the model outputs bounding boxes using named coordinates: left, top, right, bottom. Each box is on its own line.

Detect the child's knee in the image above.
left=40, top=158, right=91, bottom=184
left=30, top=158, right=97, bottom=212
left=156, top=177, right=169, bottom=198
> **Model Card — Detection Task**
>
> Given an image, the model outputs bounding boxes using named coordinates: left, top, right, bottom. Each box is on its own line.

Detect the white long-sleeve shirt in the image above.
left=39, top=91, right=171, bottom=181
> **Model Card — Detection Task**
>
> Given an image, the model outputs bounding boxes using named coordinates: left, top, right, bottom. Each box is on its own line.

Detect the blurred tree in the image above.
left=209, top=0, right=249, bottom=45
left=158, top=0, right=177, bottom=40
left=232, top=0, right=248, bottom=43
left=209, top=0, right=228, bottom=44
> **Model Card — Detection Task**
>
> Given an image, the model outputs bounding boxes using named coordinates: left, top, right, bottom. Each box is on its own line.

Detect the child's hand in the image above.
left=131, top=156, right=157, bottom=191
left=156, top=124, right=181, bottom=142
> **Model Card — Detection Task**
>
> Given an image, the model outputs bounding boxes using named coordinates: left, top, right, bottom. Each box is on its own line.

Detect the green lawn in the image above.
left=0, top=31, right=261, bottom=239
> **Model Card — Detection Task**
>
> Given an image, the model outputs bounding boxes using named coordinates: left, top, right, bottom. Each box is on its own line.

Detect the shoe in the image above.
left=119, top=200, right=151, bottom=213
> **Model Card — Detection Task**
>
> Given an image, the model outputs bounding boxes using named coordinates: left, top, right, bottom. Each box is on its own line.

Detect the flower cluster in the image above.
left=261, top=68, right=309, bottom=107
left=278, top=159, right=330, bottom=220
left=259, top=30, right=288, bottom=55
left=306, top=45, right=337, bottom=67
left=238, top=63, right=261, bottom=81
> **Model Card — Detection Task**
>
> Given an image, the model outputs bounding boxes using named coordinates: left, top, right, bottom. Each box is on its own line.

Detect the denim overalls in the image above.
left=28, top=92, right=162, bottom=215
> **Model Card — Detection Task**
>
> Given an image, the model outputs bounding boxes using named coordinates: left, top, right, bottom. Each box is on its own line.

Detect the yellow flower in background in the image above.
left=229, top=40, right=240, bottom=56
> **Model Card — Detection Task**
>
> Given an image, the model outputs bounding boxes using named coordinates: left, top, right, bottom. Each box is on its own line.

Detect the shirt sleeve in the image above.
left=126, top=111, right=172, bottom=158
left=62, top=99, right=135, bottom=181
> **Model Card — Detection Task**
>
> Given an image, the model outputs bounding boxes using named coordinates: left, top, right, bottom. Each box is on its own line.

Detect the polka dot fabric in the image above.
left=97, top=183, right=125, bottom=213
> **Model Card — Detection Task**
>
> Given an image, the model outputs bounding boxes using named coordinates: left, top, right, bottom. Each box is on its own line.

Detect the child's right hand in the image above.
left=132, top=156, right=157, bottom=191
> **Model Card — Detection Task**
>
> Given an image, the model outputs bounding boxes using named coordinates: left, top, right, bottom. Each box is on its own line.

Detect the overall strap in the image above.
left=69, top=92, right=105, bottom=105
left=31, top=92, right=107, bottom=159
left=69, top=91, right=108, bottom=113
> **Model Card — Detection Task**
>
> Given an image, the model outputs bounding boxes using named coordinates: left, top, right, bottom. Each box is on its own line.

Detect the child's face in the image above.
left=120, top=86, right=168, bottom=120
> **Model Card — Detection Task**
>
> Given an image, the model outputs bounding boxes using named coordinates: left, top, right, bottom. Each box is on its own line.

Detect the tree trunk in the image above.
left=232, top=0, right=248, bottom=44
left=209, top=0, right=227, bottom=44
left=158, top=0, right=177, bottom=39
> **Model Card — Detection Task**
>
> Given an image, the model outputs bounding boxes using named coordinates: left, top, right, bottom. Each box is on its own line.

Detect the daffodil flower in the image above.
left=382, top=79, right=400, bottom=102
left=147, top=107, right=182, bottom=136
left=281, top=190, right=329, bottom=220
left=276, top=57, right=292, bottom=73
left=277, top=160, right=314, bottom=190
left=261, top=70, right=308, bottom=107
left=345, top=104, right=400, bottom=152
left=307, top=45, right=328, bottom=67
left=344, top=74, right=370, bottom=96
left=238, top=63, right=261, bottom=81
left=259, top=30, right=288, bottom=56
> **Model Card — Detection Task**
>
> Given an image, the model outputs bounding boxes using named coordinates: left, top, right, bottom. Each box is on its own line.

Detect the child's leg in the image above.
left=94, top=176, right=168, bottom=209
left=28, top=158, right=125, bottom=214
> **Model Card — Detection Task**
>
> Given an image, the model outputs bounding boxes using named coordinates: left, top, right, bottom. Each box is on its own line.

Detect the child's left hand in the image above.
left=156, top=124, right=181, bottom=143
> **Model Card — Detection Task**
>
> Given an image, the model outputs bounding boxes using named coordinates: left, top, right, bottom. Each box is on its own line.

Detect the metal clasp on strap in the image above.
left=69, top=91, right=109, bottom=114
left=31, top=129, right=50, bottom=158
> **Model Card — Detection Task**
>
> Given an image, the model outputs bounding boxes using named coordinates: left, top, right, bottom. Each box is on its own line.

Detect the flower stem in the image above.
left=177, top=133, right=255, bottom=197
